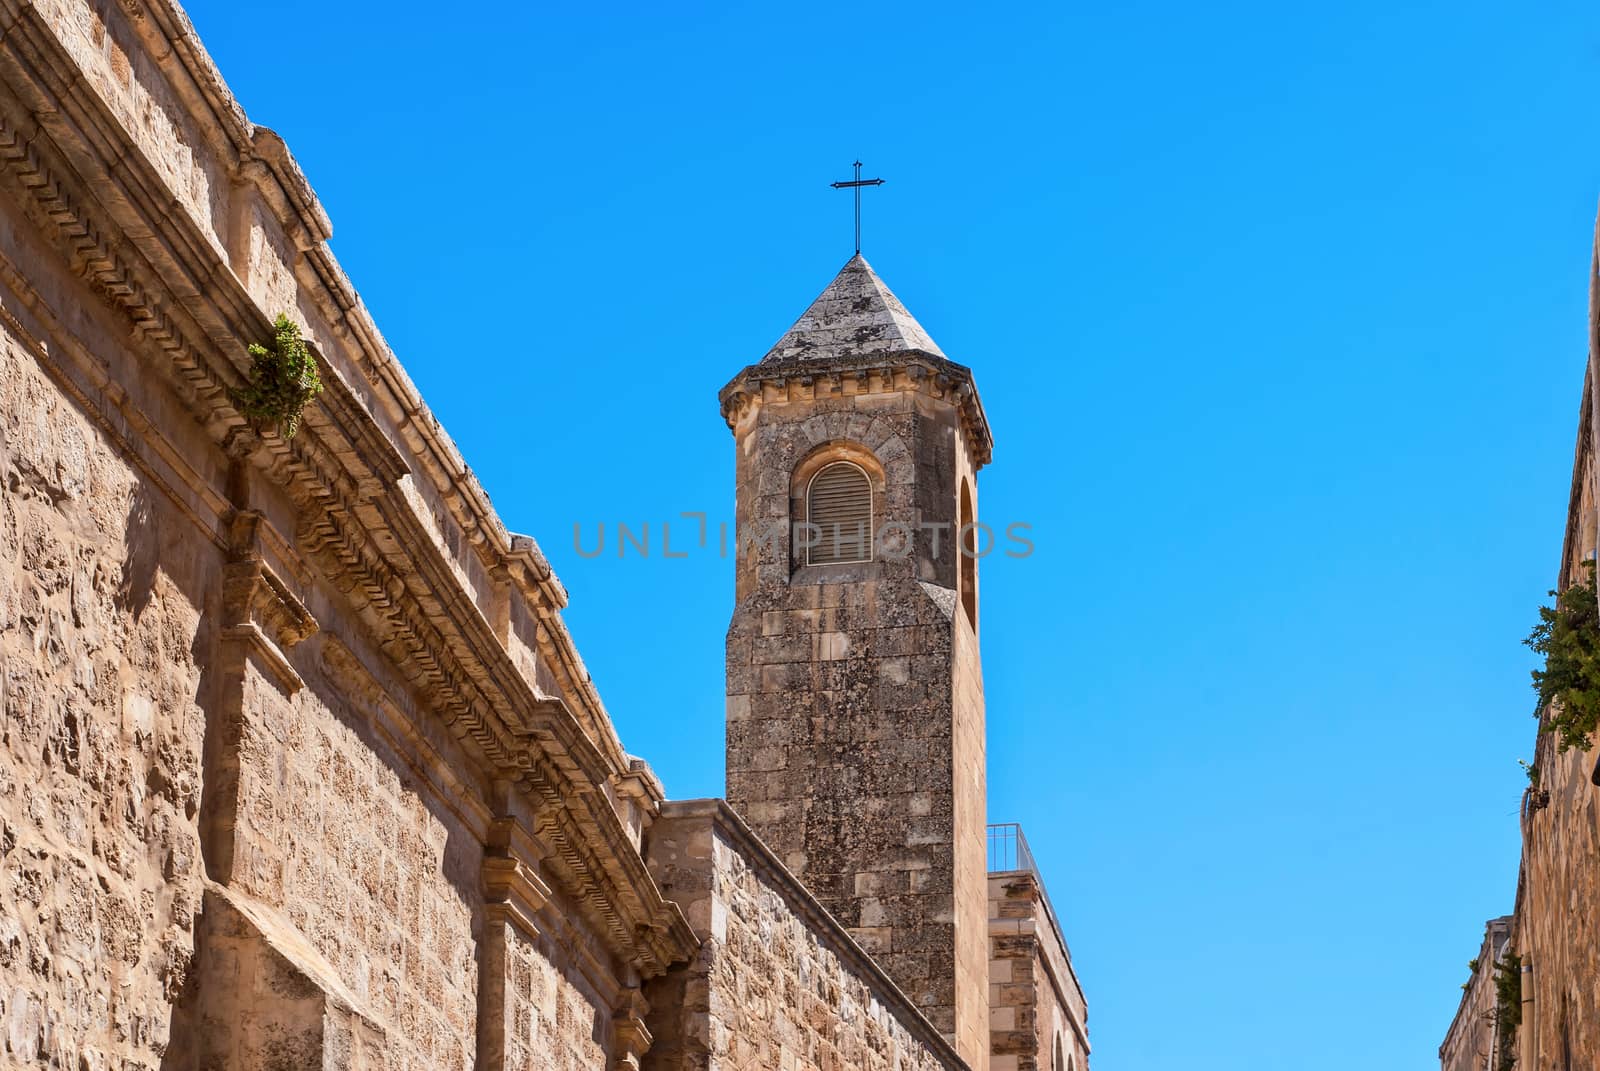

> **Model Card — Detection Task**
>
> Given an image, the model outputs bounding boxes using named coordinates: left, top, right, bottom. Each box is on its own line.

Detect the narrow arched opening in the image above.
left=959, top=479, right=977, bottom=629
left=806, top=460, right=873, bottom=565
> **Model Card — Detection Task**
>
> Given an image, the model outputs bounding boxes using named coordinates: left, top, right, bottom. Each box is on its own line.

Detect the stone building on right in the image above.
left=988, top=826, right=1090, bottom=1071
left=1439, top=916, right=1513, bottom=1071
left=1440, top=210, right=1600, bottom=1071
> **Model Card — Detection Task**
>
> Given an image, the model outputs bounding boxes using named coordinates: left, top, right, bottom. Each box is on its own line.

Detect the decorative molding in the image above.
left=611, top=988, right=652, bottom=1071
left=220, top=511, right=317, bottom=694
left=0, top=0, right=696, bottom=982
left=609, top=758, right=664, bottom=815
left=520, top=758, right=695, bottom=977
left=481, top=853, right=553, bottom=941
left=719, top=351, right=994, bottom=470
left=219, top=622, right=301, bottom=694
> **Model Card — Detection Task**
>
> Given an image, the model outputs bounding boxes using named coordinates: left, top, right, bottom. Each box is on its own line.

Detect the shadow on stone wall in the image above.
left=114, top=484, right=158, bottom=623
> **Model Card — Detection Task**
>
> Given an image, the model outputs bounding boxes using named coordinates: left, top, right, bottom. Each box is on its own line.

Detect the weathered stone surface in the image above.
left=987, top=873, right=1088, bottom=1071
left=0, top=296, right=208, bottom=1070
left=762, top=254, right=946, bottom=364
left=0, top=1, right=702, bottom=1067
left=643, top=800, right=964, bottom=1071
left=1439, top=917, right=1511, bottom=1071
left=0, top=3, right=1089, bottom=1069
left=722, top=256, right=994, bottom=1067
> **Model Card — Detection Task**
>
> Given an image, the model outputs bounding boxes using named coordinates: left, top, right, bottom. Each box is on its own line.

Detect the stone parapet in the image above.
left=987, top=872, right=1089, bottom=1071
left=643, top=798, right=969, bottom=1071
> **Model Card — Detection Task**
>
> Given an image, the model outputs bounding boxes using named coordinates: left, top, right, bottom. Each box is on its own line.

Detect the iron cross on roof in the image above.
left=830, top=160, right=885, bottom=255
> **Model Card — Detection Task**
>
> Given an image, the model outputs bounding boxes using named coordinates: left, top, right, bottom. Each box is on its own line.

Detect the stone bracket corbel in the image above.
left=611, top=988, right=652, bottom=1071
left=221, top=509, right=318, bottom=694
left=609, top=758, right=666, bottom=819
left=221, top=620, right=304, bottom=694
left=481, top=846, right=553, bottom=940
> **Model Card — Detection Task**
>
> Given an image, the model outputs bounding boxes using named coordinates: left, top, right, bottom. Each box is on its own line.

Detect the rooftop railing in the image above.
left=987, top=822, right=1074, bottom=965
left=987, top=822, right=1036, bottom=873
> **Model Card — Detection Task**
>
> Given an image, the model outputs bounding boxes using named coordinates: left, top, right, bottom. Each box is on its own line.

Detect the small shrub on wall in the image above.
left=1492, top=952, right=1521, bottom=1071
left=1527, top=559, right=1600, bottom=752
left=231, top=313, right=323, bottom=438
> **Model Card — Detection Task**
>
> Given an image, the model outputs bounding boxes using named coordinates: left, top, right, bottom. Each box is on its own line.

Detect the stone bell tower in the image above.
left=719, top=254, right=993, bottom=1066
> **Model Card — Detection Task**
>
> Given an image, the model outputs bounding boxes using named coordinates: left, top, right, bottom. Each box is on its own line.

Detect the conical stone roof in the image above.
left=761, top=254, right=945, bottom=364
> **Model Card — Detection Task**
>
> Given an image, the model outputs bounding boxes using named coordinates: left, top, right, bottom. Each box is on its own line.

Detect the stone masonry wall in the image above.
left=952, top=597, right=988, bottom=1063
left=1511, top=278, right=1600, bottom=1071
left=1517, top=721, right=1600, bottom=1068
left=987, top=873, right=1088, bottom=1071
left=491, top=917, right=612, bottom=1071
left=0, top=301, right=210, bottom=1069
left=0, top=125, right=630, bottom=1070
left=224, top=654, right=483, bottom=1070
left=1438, top=917, right=1510, bottom=1071
left=723, top=370, right=990, bottom=1066
left=642, top=799, right=967, bottom=1071
left=0, top=0, right=697, bottom=1067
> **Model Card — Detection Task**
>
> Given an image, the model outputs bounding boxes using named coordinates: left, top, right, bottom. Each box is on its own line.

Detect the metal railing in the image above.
left=987, top=822, right=1036, bottom=873
left=987, top=822, right=1074, bottom=964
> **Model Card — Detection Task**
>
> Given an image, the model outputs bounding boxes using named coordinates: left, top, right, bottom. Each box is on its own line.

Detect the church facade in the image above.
left=0, top=2, right=1087, bottom=1070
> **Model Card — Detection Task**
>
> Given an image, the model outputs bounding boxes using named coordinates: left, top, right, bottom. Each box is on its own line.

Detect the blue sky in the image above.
left=187, top=1, right=1599, bottom=1066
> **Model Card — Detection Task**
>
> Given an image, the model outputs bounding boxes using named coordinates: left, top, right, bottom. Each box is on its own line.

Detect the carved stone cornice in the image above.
left=0, top=0, right=696, bottom=978
left=481, top=850, right=554, bottom=941
left=719, top=350, right=994, bottom=469
left=519, top=752, right=695, bottom=978
left=610, top=758, right=664, bottom=815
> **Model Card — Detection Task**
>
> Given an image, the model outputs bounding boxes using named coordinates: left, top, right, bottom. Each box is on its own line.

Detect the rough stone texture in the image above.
left=0, top=2, right=1088, bottom=1068
left=222, top=656, right=483, bottom=1070
left=1439, top=917, right=1512, bottom=1071
left=642, top=799, right=965, bottom=1071
left=762, top=254, right=945, bottom=364
left=986, top=874, right=1087, bottom=1071
left=483, top=917, right=613, bottom=1071
left=184, top=885, right=387, bottom=1070
left=0, top=1, right=699, bottom=1067
left=0, top=301, right=209, bottom=1070
left=721, top=257, right=996, bottom=1066
left=1514, top=442, right=1600, bottom=1071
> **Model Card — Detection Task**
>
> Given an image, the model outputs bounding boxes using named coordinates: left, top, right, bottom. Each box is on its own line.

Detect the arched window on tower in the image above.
left=806, top=461, right=873, bottom=565
left=959, top=479, right=977, bottom=629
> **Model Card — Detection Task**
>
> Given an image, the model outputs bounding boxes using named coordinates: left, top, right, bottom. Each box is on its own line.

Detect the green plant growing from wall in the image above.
left=231, top=313, right=323, bottom=438
left=1518, top=760, right=1540, bottom=788
left=1526, top=559, right=1600, bottom=751
left=1492, top=952, right=1522, bottom=1071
